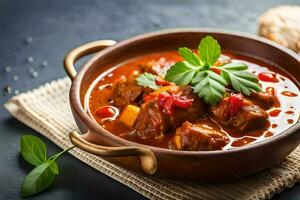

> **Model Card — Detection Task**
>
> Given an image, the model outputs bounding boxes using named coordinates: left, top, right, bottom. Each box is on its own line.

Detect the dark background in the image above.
left=0, top=0, right=299, bottom=199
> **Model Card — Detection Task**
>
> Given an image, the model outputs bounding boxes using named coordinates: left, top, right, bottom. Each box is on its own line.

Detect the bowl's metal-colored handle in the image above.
left=64, top=40, right=117, bottom=80
left=70, top=131, right=157, bottom=174
left=64, top=40, right=157, bottom=175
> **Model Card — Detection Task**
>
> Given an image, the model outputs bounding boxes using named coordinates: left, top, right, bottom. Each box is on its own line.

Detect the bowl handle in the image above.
left=64, top=40, right=117, bottom=81
left=69, top=131, right=157, bottom=175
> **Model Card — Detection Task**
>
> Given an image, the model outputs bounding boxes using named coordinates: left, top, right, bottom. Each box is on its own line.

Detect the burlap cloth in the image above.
left=4, top=77, right=300, bottom=200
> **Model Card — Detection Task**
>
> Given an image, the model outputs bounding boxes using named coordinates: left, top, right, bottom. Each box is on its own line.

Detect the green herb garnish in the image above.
left=20, top=135, right=74, bottom=197
left=165, top=36, right=261, bottom=105
left=218, top=63, right=261, bottom=96
left=136, top=72, right=160, bottom=90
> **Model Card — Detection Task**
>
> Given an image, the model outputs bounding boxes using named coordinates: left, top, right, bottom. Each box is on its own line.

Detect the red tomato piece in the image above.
left=228, top=94, right=244, bottom=116
left=257, top=72, right=279, bottom=82
left=173, top=96, right=194, bottom=108
left=95, top=106, right=116, bottom=119
left=157, top=92, right=193, bottom=115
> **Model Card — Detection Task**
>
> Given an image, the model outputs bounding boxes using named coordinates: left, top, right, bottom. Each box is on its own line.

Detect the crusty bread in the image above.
left=259, top=5, right=300, bottom=54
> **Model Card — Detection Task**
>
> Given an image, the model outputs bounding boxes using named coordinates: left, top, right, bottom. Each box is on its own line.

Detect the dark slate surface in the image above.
left=0, top=0, right=299, bottom=199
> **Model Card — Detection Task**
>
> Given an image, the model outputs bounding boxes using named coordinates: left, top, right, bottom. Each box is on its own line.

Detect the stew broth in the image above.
left=85, top=51, right=300, bottom=150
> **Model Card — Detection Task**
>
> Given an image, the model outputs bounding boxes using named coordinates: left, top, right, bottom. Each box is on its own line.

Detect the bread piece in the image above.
left=259, top=5, right=300, bottom=54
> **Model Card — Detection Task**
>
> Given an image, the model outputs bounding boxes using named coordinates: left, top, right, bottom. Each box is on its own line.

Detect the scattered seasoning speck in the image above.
left=13, top=75, right=19, bottom=81
left=42, top=61, right=48, bottom=67
left=28, top=67, right=35, bottom=73
left=4, top=66, right=11, bottom=73
left=27, top=56, right=34, bottom=63
left=14, top=90, right=20, bottom=95
left=25, top=37, right=33, bottom=44
left=31, top=71, right=39, bottom=78
left=3, top=85, right=12, bottom=94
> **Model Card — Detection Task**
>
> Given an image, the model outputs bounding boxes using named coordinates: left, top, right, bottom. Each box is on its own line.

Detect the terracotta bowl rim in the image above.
left=69, top=27, right=300, bottom=156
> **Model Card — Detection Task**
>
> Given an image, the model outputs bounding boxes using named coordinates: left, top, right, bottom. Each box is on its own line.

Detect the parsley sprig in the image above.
left=136, top=72, right=160, bottom=90
left=20, top=135, right=74, bottom=197
left=164, top=36, right=261, bottom=105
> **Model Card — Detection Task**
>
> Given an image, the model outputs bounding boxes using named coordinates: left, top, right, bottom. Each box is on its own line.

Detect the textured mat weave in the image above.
left=4, top=77, right=300, bottom=200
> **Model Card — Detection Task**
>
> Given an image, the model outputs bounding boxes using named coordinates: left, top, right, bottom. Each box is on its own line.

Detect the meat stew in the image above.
left=85, top=37, right=300, bottom=151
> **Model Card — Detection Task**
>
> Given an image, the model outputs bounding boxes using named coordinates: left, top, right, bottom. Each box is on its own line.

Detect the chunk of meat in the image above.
left=170, top=86, right=207, bottom=128
left=133, top=86, right=207, bottom=144
left=214, top=55, right=231, bottom=66
left=249, top=92, right=280, bottom=110
left=111, top=78, right=152, bottom=109
left=170, top=120, right=229, bottom=151
left=139, top=57, right=174, bottom=76
left=210, top=96, right=269, bottom=131
left=133, top=99, right=168, bottom=145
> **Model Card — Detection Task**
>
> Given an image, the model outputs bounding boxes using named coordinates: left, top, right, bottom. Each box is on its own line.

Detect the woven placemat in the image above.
left=4, top=77, right=300, bottom=200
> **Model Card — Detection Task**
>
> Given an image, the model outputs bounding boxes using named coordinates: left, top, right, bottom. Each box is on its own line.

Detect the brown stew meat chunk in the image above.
left=249, top=92, right=280, bottom=110
left=111, top=78, right=152, bottom=109
left=133, top=99, right=167, bottom=145
left=133, top=86, right=207, bottom=144
left=139, top=59, right=174, bottom=76
left=210, top=96, right=269, bottom=131
left=170, top=86, right=207, bottom=128
left=170, top=120, right=229, bottom=151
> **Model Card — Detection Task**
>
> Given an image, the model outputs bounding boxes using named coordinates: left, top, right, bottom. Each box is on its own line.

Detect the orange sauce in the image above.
left=285, top=111, right=294, bottom=115
left=281, top=91, right=298, bottom=97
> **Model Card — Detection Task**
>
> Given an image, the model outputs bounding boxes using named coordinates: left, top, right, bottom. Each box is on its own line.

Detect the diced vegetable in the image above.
left=174, top=135, right=181, bottom=149
left=258, top=72, right=279, bottom=82
left=152, top=85, right=178, bottom=95
left=119, top=105, right=140, bottom=127
left=95, top=106, right=118, bottom=119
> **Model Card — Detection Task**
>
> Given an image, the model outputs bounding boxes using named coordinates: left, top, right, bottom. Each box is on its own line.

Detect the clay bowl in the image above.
left=64, top=28, right=300, bottom=181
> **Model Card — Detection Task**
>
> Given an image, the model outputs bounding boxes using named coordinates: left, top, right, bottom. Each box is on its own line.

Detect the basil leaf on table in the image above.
left=198, top=36, right=221, bottom=66
left=20, top=135, right=47, bottom=166
left=49, top=161, right=59, bottom=175
left=19, top=135, right=74, bottom=197
left=21, top=161, right=56, bottom=197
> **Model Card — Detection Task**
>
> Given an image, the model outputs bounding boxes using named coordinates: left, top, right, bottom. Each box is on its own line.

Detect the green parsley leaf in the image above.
left=164, top=35, right=261, bottom=105
left=165, top=61, right=197, bottom=86
left=192, top=70, right=227, bottom=105
left=136, top=72, right=160, bottom=90
left=21, top=161, right=56, bottom=197
left=219, top=63, right=261, bottom=96
left=178, top=47, right=202, bottom=66
left=198, top=36, right=221, bottom=66
left=20, top=135, right=47, bottom=166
